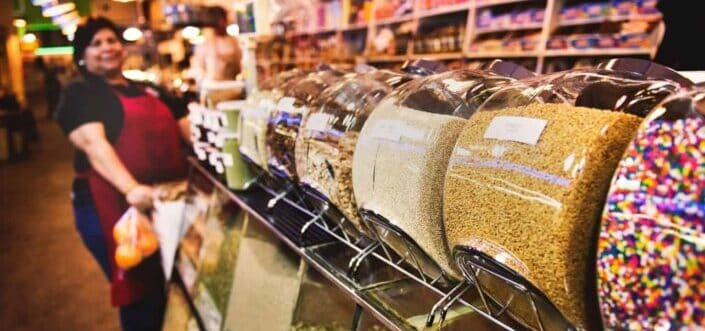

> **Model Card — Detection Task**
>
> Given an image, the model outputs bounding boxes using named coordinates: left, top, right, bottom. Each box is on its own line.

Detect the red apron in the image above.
left=80, top=87, right=188, bottom=306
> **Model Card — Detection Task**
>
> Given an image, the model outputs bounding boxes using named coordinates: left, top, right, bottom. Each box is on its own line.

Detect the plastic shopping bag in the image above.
left=113, top=207, right=159, bottom=270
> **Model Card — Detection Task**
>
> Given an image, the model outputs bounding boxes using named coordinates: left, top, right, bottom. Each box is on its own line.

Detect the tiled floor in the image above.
left=0, top=118, right=120, bottom=331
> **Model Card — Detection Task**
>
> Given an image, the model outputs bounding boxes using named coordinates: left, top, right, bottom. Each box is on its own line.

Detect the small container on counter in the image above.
left=213, top=130, right=254, bottom=191
left=353, top=61, right=534, bottom=283
left=597, top=88, right=705, bottom=329
left=216, top=100, right=246, bottom=133
left=444, top=59, right=688, bottom=330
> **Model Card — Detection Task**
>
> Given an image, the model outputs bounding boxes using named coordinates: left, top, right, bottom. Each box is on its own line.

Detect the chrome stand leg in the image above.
left=426, top=281, right=468, bottom=327
left=267, top=186, right=291, bottom=209
left=348, top=241, right=380, bottom=279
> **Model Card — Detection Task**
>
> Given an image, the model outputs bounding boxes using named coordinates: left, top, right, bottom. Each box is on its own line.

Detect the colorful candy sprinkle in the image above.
left=597, top=116, right=705, bottom=330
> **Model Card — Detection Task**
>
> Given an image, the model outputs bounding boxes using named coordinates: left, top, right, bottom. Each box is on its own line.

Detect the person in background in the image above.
left=55, top=16, right=190, bottom=331
left=34, top=57, right=62, bottom=119
left=190, top=6, right=242, bottom=83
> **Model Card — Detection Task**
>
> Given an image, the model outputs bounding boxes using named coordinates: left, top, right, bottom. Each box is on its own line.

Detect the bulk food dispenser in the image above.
left=444, top=59, right=688, bottom=330
left=295, top=69, right=414, bottom=242
left=597, top=87, right=705, bottom=330
left=352, top=62, right=534, bottom=285
left=265, top=67, right=346, bottom=184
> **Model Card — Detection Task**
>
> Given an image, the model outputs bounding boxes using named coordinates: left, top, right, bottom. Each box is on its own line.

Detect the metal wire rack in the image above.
left=188, top=157, right=572, bottom=331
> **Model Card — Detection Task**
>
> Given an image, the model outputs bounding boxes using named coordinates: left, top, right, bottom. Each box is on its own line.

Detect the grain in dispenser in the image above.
left=353, top=61, right=533, bottom=283
left=266, top=67, right=346, bottom=182
left=239, top=69, right=310, bottom=172
left=295, top=69, right=414, bottom=240
left=444, top=60, right=687, bottom=330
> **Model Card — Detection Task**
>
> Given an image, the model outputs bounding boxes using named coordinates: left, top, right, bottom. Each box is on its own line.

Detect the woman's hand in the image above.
left=125, top=184, right=155, bottom=212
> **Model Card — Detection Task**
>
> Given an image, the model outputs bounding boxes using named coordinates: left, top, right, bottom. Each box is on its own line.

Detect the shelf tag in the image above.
left=369, top=119, right=403, bottom=142
left=305, top=113, right=334, bottom=132
left=484, top=116, right=547, bottom=145
left=221, top=153, right=234, bottom=167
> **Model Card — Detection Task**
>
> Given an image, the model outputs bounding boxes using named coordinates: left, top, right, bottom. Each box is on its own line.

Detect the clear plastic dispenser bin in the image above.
left=597, top=88, right=705, bottom=330
left=266, top=68, right=346, bottom=182
left=352, top=61, right=534, bottom=285
left=239, top=69, right=310, bottom=171
left=295, top=69, right=414, bottom=241
left=444, top=59, right=687, bottom=330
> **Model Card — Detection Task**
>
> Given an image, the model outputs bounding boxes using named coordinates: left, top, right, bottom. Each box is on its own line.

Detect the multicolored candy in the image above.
left=597, top=112, right=705, bottom=329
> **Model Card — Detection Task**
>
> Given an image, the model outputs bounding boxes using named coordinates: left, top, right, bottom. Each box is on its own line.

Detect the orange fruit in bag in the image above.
left=116, top=244, right=143, bottom=269
left=113, top=218, right=132, bottom=244
left=138, top=232, right=159, bottom=256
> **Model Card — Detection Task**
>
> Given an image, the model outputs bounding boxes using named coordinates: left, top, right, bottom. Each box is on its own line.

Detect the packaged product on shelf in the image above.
left=444, top=60, right=687, bottom=329
left=296, top=69, right=413, bottom=238
left=597, top=88, right=705, bottom=329
left=444, top=103, right=643, bottom=329
left=353, top=63, right=533, bottom=281
left=239, top=69, right=310, bottom=171
left=266, top=68, right=345, bottom=182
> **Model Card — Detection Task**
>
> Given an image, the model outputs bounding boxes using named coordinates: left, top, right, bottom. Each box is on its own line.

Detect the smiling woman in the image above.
left=55, top=16, right=192, bottom=331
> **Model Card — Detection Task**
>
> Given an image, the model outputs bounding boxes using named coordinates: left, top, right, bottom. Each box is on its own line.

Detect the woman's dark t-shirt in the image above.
left=56, top=75, right=187, bottom=172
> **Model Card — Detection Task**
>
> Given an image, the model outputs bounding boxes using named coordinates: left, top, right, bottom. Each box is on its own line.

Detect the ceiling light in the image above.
left=22, top=33, right=37, bottom=44
left=122, top=27, right=143, bottom=41
left=181, top=26, right=200, bottom=40
left=31, top=0, right=56, bottom=6
left=53, top=11, right=79, bottom=26
left=226, top=24, right=240, bottom=36
left=13, top=19, right=27, bottom=28
left=189, top=35, right=205, bottom=45
left=61, top=24, right=77, bottom=36
left=42, top=2, right=76, bottom=18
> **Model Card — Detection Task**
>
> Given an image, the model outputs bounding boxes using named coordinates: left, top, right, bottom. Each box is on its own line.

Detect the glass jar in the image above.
left=597, top=88, right=705, bottom=329
left=295, top=69, right=414, bottom=239
left=266, top=68, right=346, bottom=182
left=444, top=60, right=685, bottom=329
left=353, top=63, right=533, bottom=282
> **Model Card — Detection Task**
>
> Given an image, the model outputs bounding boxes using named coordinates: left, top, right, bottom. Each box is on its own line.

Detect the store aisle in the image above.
left=0, top=120, right=120, bottom=331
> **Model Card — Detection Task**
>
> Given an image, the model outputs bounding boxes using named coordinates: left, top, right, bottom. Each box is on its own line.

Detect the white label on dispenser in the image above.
left=277, top=97, right=299, bottom=113
left=370, top=119, right=403, bottom=142
left=195, top=146, right=207, bottom=161
left=484, top=116, right=547, bottom=145
left=221, top=153, right=234, bottom=167
left=219, top=113, right=229, bottom=127
left=207, top=131, right=217, bottom=144
left=305, top=113, right=334, bottom=132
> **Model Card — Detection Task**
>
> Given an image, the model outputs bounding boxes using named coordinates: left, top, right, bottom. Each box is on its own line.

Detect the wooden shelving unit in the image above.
left=255, top=0, right=664, bottom=75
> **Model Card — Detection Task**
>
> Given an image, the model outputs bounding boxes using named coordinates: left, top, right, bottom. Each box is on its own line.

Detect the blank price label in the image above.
left=484, top=116, right=547, bottom=145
